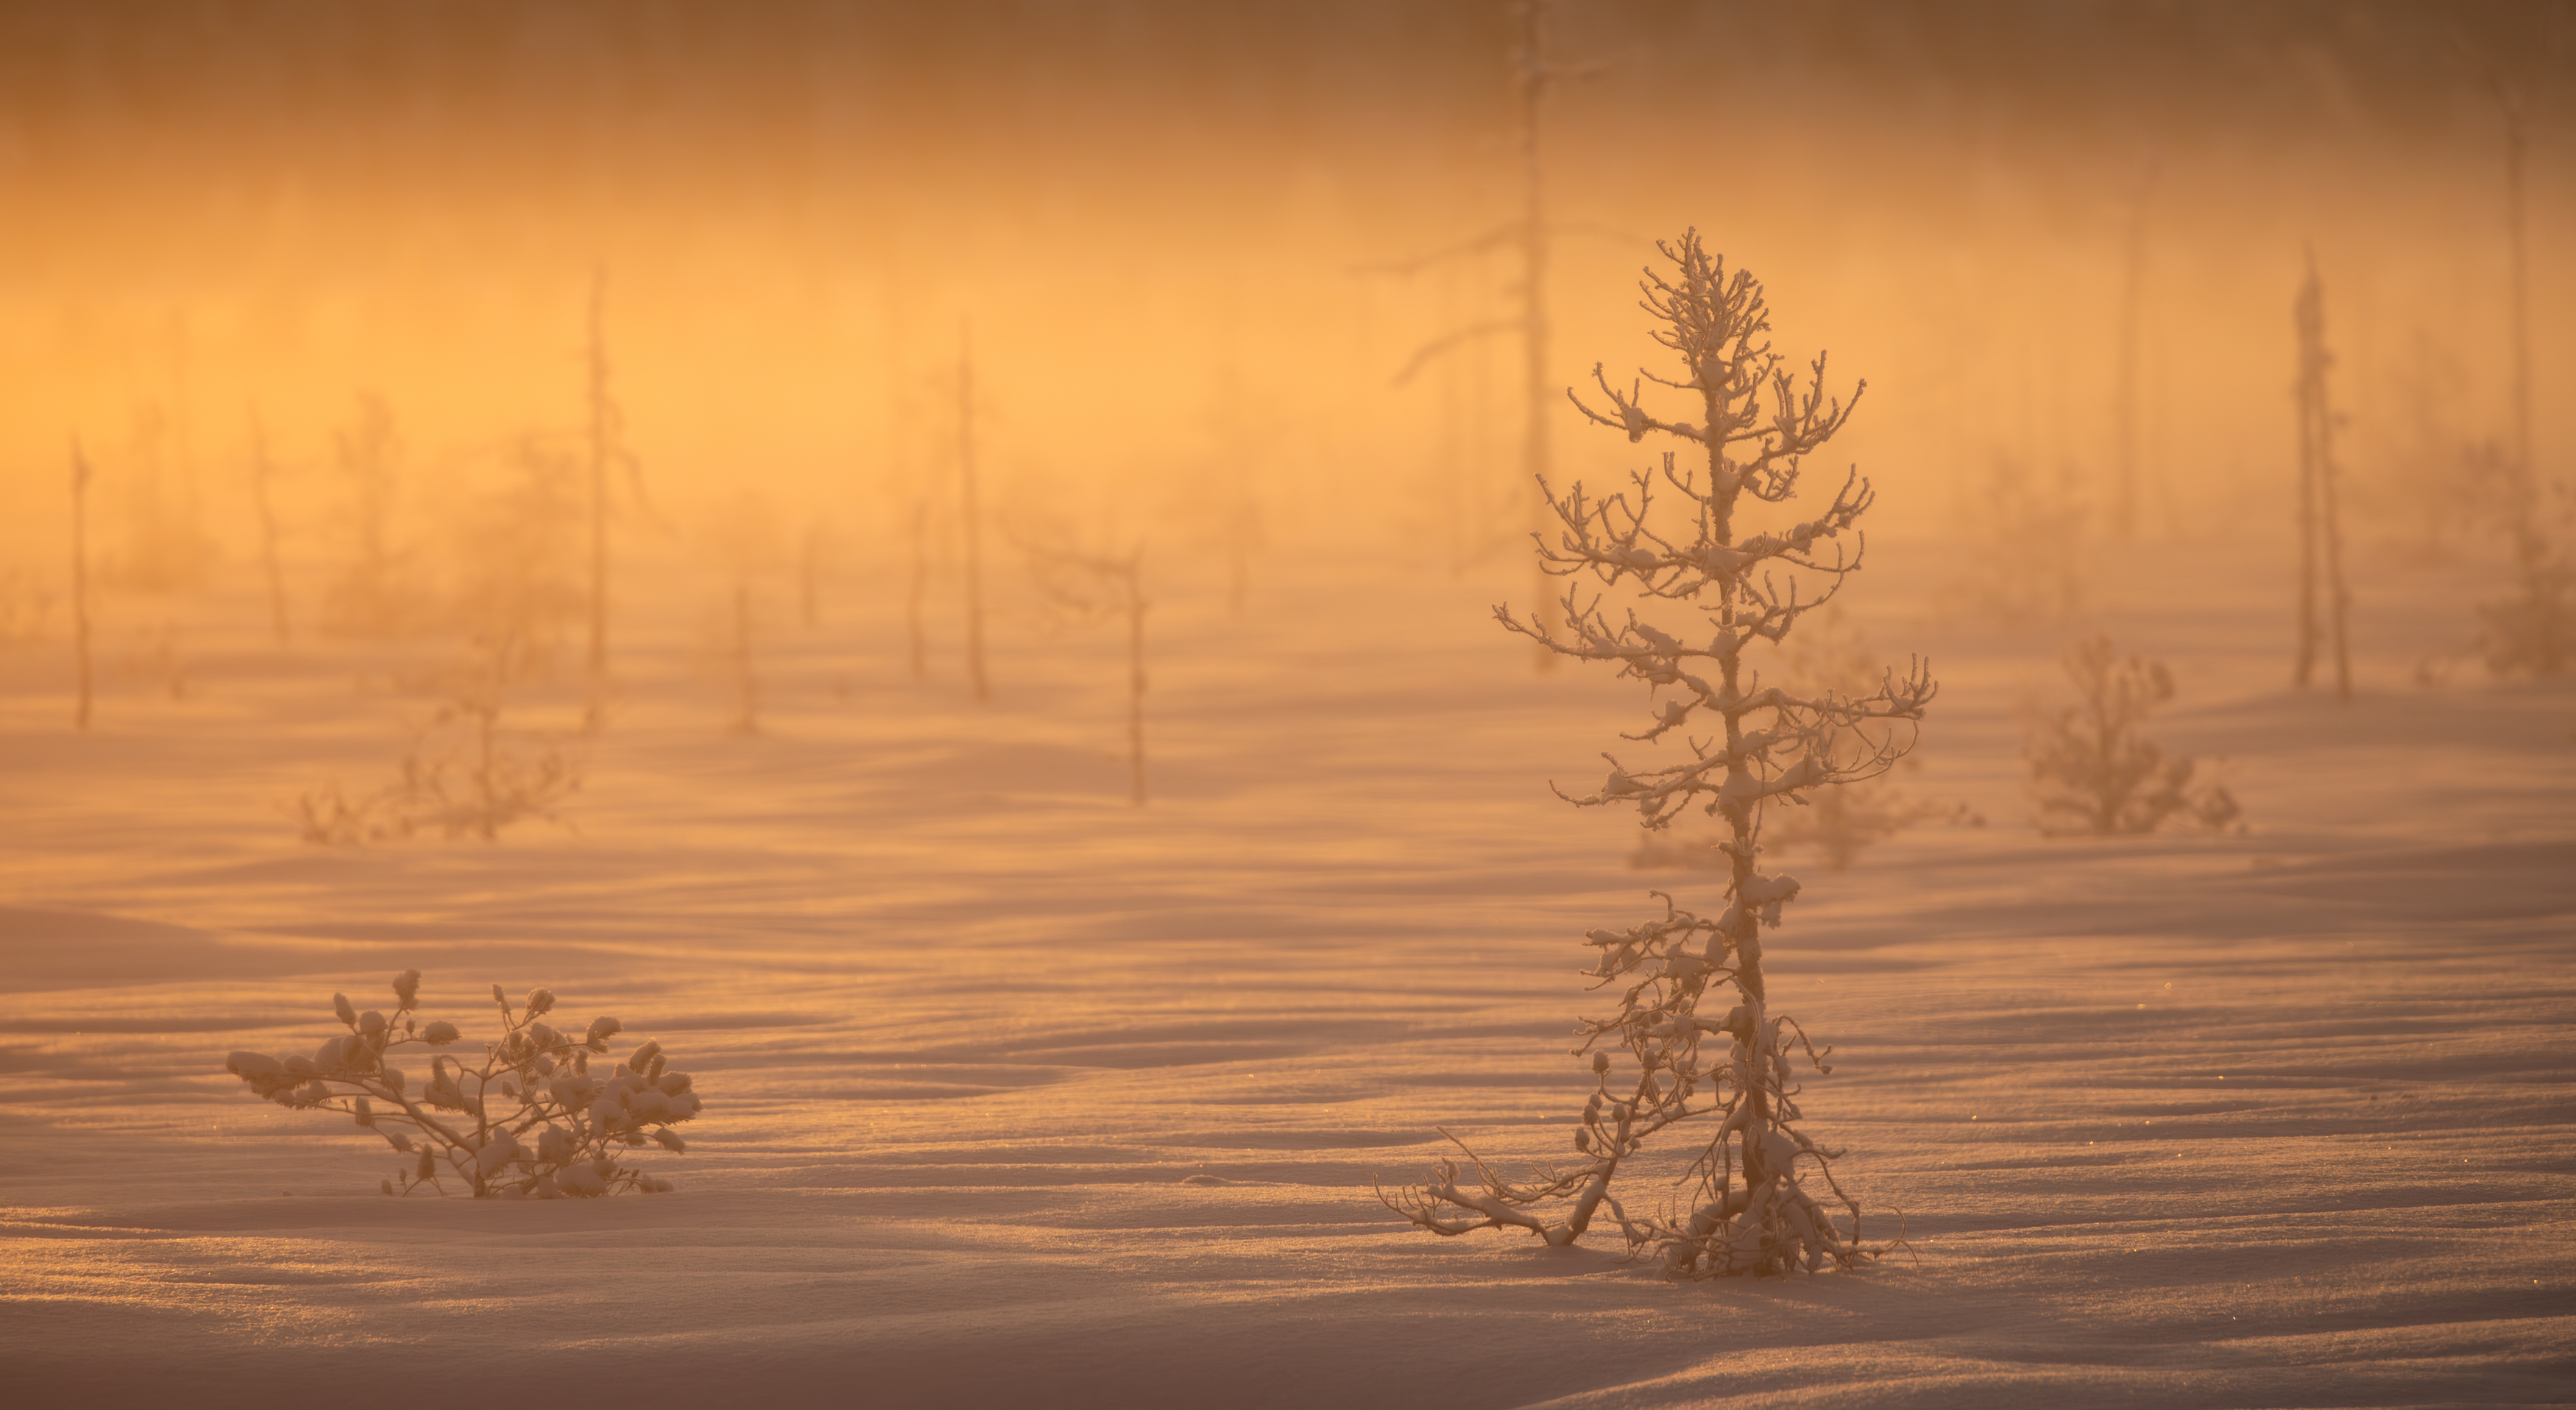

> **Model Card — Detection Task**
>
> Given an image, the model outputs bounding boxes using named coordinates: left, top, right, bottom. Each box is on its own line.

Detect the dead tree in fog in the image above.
left=71, top=441, right=93, bottom=730
left=583, top=270, right=643, bottom=730
left=958, top=325, right=992, bottom=703
left=2111, top=160, right=2157, bottom=542
left=2292, top=251, right=2353, bottom=700
left=247, top=408, right=291, bottom=643
left=1369, top=0, right=1598, bottom=672
left=2460, top=46, right=2570, bottom=676
left=1380, top=231, right=1933, bottom=1277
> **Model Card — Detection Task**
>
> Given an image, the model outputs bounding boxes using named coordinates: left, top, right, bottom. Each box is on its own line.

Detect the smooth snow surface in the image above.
left=2, top=539, right=2570, bottom=1408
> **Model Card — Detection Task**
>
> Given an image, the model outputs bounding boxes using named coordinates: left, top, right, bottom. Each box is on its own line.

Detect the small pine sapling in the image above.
left=226, top=971, right=699, bottom=1197
left=2028, top=633, right=2238, bottom=836
left=1381, top=230, right=1934, bottom=1277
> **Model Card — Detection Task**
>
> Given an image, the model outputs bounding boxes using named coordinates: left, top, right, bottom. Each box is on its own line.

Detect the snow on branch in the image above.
left=225, top=971, right=699, bottom=1199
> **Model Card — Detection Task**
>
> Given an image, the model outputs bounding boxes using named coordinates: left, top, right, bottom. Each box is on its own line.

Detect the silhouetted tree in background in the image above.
left=2459, top=43, right=2570, bottom=678
left=2028, top=634, right=2237, bottom=836
left=1371, top=0, right=1598, bottom=672
left=2292, top=250, right=2353, bottom=699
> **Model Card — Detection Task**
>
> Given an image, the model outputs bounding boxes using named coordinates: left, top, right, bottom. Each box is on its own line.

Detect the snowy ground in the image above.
left=1, top=534, right=2570, bottom=1408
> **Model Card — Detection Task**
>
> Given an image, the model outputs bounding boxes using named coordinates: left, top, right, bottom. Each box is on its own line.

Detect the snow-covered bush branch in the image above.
left=225, top=971, right=698, bottom=1197
left=1381, top=230, right=1931, bottom=1277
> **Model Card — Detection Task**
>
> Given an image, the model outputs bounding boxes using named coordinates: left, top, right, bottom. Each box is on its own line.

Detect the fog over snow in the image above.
left=2, top=3, right=2572, bottom=1406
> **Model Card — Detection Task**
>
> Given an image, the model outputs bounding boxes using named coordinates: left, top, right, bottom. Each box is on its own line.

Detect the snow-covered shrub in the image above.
left=2027, top=633, right=2237, bottom=836
left=1379, top=230, right=1934, bottom=1277
left=225, top=971, right=698, bottom=1197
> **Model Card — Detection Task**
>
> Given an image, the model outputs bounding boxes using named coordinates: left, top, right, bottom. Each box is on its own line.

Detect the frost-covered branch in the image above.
left=225, top=971, right=699, bottom=1198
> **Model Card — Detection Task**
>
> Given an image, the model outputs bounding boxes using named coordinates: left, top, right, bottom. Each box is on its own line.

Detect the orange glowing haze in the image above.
left=7, top=6, right=2576, bottom=1400
left=0, top=1, right=2564, bottom=567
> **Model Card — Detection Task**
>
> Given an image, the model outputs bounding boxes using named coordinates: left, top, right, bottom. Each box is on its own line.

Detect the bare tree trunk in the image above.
left=249, top=408, right=291, bottom=644
left=71, top=442, right=93, bottom=731
left=2497, top=82, right=2558, bottom=673
left=2322, top=422, right=2353, bottom=701
left=2295, top=252, right=2354, bottom=701
left=2112, top=162, right=2156, bottom=542
left=584, top=270, right=612, bottom=733
left=958, top=326, right=991, bottom=704
left=1515, top=0, right=1558, bottom=673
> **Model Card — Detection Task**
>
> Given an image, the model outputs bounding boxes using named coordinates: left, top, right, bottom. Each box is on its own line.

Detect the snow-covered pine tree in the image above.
left=1380, top=230, right=1933, bottom=1277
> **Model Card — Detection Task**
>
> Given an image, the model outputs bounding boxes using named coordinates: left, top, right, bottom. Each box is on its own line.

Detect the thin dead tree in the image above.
left=958, top=324, right=991, bottom=703
left=2460, top=43, right=2569, bottom=676
left=71, top=440, right=93, bottom=730
left=880, top=269, right=936, bottom=683
left=2111, top=159, right=2158, bottom=542
left=247, top=407, right=291, bottom=644
left=1380, top=230, right=1934, bottom=1278
left=2293, top=250, right=2353, bottom=699
left=1370, top=0, right=1599, bottom=671
left=581, top=269, right=641, bottom=731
